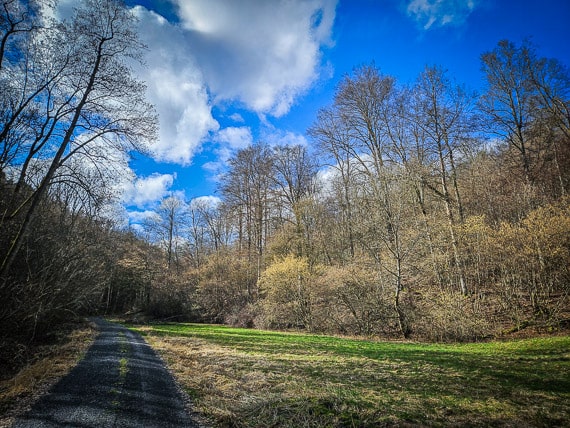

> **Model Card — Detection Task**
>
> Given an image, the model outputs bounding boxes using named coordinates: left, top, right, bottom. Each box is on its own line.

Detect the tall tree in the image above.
left=317, top=65, right=412, bottom=337
left=480, top=40, right=538, bottom=184
left=221, top=142, right=273, bottom=286
left=411, top=65, right=475, bottom=295
left=525, top=45, right=570, bottom=196
left=0, top=0, right=157, bottom=279
left=309, top=106, right=358, bottom=260
left=271, top=144, right=317, bottom=257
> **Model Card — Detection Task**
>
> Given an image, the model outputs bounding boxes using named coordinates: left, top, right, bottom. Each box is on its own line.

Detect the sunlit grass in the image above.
left=130, top=323, right=570, bottom=427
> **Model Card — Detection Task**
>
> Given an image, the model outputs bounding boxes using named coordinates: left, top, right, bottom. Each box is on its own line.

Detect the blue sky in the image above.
left=111, top=0, right=569, bottom=228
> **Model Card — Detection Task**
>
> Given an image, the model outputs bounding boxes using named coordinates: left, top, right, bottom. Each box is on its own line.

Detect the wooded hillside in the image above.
left=1, top=1, right=569, bottom=369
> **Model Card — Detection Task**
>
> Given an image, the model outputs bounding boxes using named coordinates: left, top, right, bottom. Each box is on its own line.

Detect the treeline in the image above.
left=128, top=40, right=570, bottom=341
left=1, top=0, right=569, bottom=367
left=0, top=0, right=156, bottom=367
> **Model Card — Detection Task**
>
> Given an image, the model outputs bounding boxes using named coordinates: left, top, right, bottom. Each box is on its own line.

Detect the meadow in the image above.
left=129, top=323, right=570, bottom=427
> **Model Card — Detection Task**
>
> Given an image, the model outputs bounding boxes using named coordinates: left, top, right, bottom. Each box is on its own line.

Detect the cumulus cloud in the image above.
left=128, top=1, right=336, bottom=166
left=405, top=0, right=478, bottom=30
left=217, top=126, right=253, bottom=152
left=190, top=195, right=222, bottom=210
left=128, top=209, right=160, bottom=224
left=121, top=173, right=176, bottom=207
left=125, top=209, right=160, bottom=234
left=201, top=126, right=254, bottom=178
left=172, top=0, right=337, bottom=117
left=261, top=128, right=309, bottom=148
left=131, top=7, right=219, bottom=165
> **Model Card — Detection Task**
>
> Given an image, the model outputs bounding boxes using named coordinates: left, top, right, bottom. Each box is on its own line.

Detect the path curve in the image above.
left=13, top=318, right=200, bottom=428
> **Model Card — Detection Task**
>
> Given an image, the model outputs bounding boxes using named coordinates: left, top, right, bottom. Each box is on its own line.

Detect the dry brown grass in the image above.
left=0, top=320, right=97, bottom=428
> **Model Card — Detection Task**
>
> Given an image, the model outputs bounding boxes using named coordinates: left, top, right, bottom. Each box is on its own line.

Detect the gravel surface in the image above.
left=12, top=318, right=200, bottom=427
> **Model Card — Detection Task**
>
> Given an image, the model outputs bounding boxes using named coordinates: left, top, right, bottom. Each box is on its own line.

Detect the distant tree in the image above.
left=480, top=39, right=570, bottom=210
left=105, top=231, right=156, bottom=313
left=221, top=142, right=273, bottom=284
left=480, top=40, right=537, bottom=183
left=271, top=144, right=318, bottom=256
left=309, top=106, right=358, bottom=261
left=186, top=199, right=208, bottom=268
left=525, top=46, right=570, bottom=197
left=144, top=195, right=187, bottom=272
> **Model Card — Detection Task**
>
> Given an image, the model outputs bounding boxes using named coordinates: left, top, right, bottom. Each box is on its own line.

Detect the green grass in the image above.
left=129, top=323, right=570, bottom=427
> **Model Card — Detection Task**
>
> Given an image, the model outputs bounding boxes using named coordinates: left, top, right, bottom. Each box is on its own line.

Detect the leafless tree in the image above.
left=309, top=106, right=358, bottom=260
left=410, top=65, right=476, bottom=295
left=0, top=0, right=157, bottom=279
left=221, top=142, right=273, bottom=284
left=271, top=144, right=317, bottom=256
left=480, top=40, right=538, bottom=183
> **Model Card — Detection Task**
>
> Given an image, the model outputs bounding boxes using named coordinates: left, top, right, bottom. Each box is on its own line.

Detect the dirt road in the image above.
left=12, top=318, right=200, bottom=427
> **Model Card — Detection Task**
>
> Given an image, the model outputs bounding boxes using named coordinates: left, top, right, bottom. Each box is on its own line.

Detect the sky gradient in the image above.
left=93, top=0, right=570, bottom=229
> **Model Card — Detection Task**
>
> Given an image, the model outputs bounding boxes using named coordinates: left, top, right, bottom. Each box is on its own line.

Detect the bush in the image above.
left=257, top=255, right=321, bottom=330
left=195, top=253, right=256, bottom=323
left=414, top=291, right=492, bottom=342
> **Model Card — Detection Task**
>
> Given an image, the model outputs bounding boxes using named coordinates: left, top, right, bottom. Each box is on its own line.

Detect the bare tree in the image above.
left=411, top=65, right=475, bottom=295
left=0, top=0, right=45, bottom=69
left=189, top=196, right=231, bottom=258
left=309, top=106, right=358, bottom=260
left=221, top=142, right=273, bottom=285
left=271, top=144, right=317, bottom=256
left=525, top=45, right=570, bottom=196
left=0, top=0, right=157, bottom=279
left=480, top=40, right=537, bottom=183
left=315, top=65, right=412, bottom=337
left=145, top=195, right=187, bottom=272
left=481, top=39, right=570, bottom=202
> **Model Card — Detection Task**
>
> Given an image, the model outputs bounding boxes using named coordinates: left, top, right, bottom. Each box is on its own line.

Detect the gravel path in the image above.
left=12, top=318, right=200, bottom=427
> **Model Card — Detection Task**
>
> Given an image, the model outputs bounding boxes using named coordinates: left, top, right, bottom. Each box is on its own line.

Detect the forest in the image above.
left=1, top=0, right=569, bottom=370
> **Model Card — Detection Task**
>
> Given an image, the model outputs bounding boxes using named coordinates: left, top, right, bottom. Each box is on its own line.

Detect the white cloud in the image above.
left=405, top=0, right=478, bottom=30
left=190, top=195, right=222, bottom=210
left=128, top=209, right=160, bottom=224
left=203, top=125, right=309, bottom=182
left=216, top=127, right=253, bottom=152
left=131, top=7, right=219, bottom=165
left=129, top=1, right=336, bottom=166
left=229, top=113, right=245, bottom=123
left=51, top=2, right=336, bottom=173
left=126, top=209, right=160, bottom=234
left=173, top=0, right=337, bottom=117
left=121, top=172, right=176, bottom=207
left=262, top=128, right=309, bottom=148
left=201, top=126, right=254, bottom=177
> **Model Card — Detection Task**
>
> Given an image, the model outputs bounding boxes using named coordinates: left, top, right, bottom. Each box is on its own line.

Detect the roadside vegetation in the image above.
left=131, top=322, right=570, bottom=427
left=0, top=320, right=97, bottom=428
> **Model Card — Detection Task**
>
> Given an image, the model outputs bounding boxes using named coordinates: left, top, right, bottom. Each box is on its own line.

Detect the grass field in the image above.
left=129, top=323, right=570, bottom=427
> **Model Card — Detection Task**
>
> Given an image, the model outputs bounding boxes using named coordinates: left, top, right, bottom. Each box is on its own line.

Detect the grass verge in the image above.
left=129, top=323, right=570, bottom=427
left=0, top=320, right=97, bottom=427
